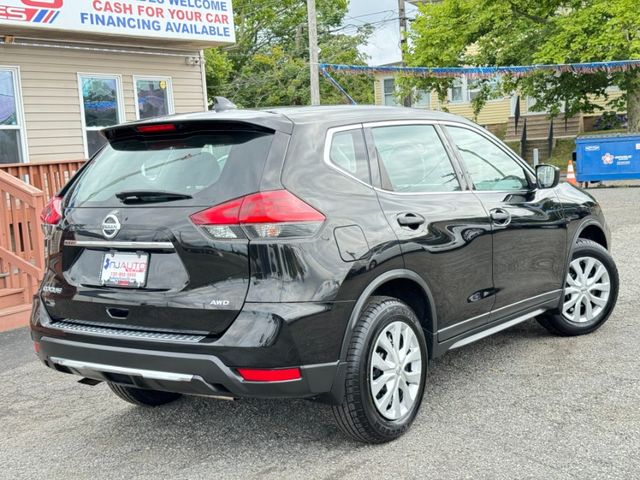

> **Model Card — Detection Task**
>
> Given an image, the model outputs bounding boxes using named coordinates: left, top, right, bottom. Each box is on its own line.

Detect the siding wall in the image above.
left=1, top=42, right=206, bottom=163
left=374, top=76, right=512, bottom=125
left=374, top=76, right=627, bottom=125
left=431, top=92, right=512, bottom=125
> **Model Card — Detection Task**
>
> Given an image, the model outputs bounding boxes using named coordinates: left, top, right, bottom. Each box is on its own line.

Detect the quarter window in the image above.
left=447, top=126, right=529, bottom=191
left=328, top=129, right=370, bottom=184
left=371, top=124, right=461, bottom=193
left=135, top=77, right=174, bottom=120
left=79, top=74, right=124, bottom=158
left=0, top=68, right=26, bottom=164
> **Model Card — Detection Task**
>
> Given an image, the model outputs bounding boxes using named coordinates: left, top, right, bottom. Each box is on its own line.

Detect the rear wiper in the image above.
left=115, top=190, right=193, bottom=204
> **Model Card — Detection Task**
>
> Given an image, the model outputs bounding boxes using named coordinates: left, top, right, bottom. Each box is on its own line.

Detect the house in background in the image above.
left=373, top=67, right=624, bottom=163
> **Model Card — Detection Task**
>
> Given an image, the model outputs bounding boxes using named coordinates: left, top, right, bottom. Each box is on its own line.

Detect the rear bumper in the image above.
left=31, top=296, right=352, bottom=401
left=36, top=335, right=338, bottom=399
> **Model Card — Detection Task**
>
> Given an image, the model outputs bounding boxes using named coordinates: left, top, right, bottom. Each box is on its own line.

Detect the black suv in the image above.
left=32, top=106, right=619, bottom=443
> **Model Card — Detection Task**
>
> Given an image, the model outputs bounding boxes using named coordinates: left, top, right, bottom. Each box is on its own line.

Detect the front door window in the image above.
left=446, top=126, right=529, bottom=191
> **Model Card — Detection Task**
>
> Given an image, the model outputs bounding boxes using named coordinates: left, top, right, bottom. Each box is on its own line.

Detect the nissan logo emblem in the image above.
left=102, top=214, right=121, bottom=239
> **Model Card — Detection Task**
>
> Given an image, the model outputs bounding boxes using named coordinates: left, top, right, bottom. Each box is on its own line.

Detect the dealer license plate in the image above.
left=100, top=252, right=149, bottom=288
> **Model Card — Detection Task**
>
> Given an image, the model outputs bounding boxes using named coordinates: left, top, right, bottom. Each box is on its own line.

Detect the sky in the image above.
left=345, top=0, right=418, bottom=66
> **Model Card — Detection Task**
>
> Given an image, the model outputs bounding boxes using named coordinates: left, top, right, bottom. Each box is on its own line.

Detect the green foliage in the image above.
left=204, top=0, right=373, bottom=108
left=407, top=0, right=640, bottom=129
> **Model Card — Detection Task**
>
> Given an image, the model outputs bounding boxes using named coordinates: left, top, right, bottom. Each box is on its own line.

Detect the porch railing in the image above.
left=0, top=159, right=85, bottom=200
left=0, top=169, right=46, bottom=296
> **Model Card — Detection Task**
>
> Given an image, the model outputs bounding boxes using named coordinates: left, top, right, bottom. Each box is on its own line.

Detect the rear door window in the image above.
left=370, top=124, right=461, bottom=193
left=67, top=130, right=274, bottom=208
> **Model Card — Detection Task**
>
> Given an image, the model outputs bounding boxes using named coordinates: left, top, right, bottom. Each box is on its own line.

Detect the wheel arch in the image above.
left=576, top=222, right=608, bottom=250
left=321, top=270, right=437, bottom=405
left=339, top=269, right=437, bottom=363
left=553, top=219, right=609, bottom=314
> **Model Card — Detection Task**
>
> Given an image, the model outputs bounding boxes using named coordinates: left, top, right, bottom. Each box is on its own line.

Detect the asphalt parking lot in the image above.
left=1, top=187, right=639, bottom=480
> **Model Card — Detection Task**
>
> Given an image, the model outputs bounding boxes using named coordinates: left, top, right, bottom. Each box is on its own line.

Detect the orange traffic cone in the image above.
left=566, top=160, right=578, bottom=186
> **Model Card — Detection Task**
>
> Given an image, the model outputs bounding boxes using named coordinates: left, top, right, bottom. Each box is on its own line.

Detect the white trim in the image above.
left=0, top=65, right=29, bottom=163
left=132, top=75, right=175, bottom=121
left=200, top=49, right=209, bottom=111
left=77, top=73, right=125, bottom=158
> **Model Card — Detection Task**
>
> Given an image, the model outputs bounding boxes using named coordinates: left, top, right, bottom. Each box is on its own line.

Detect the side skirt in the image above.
left=431, top=293, right=561, bottom=358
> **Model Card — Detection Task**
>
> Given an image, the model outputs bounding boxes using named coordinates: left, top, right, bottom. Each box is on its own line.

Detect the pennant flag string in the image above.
left=319, top=60, right=640, bottom=80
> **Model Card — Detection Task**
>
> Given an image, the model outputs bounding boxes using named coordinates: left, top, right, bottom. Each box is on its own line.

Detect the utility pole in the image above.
left=307, top=0, right=321, bottom=105
left=398, top=0, right=411, bottom=107
left=398, top=0, right=407, bottom=57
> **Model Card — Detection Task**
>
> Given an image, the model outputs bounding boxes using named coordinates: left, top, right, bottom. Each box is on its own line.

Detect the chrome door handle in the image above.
left=490, top=208, right=511, bottom=226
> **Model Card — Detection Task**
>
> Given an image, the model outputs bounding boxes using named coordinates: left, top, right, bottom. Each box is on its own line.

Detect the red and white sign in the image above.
left=0, top=0, right=235, bottom=45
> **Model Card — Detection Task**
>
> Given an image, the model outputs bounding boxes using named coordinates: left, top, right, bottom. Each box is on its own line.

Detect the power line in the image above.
left=344, top=9, right=395, bottom=22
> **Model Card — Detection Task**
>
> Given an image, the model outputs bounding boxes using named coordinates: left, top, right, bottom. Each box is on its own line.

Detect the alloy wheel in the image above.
left=563, top=256, right=611, bottom=323
left=369, top=321, right=422, bottom=421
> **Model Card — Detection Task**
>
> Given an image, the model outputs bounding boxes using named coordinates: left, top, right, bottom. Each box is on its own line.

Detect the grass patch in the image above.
left=548, top=138, right=576, bottom=169
left=580, top=128, right=629, bottom=137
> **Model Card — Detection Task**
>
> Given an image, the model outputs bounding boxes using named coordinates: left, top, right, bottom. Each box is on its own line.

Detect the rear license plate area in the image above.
left=100, top=252, right=149, bottom=288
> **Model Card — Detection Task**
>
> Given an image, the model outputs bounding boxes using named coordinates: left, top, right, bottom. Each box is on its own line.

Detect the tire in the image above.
left=538, top=238, right=619, bottom=336
left=107, top=382, right=182, bottom=407
left=332, top=296, right=428, bottom=443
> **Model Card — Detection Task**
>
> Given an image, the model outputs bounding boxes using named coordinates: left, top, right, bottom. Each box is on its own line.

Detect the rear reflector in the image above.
left=190, top=190, right=325, bottom=240
left=136, top=124, right=176, bottom=133
left=237, top=367, right=302, bottom=382
left=40, top=196, right=63, bottom=225
left=34, top=342, right=40, bottom=354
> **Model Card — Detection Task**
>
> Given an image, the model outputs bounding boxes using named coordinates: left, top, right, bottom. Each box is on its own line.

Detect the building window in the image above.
left=413, top=89, right=431, bottom=108
left=134, top=77, right=175, bottom=120
left=0, top=67, right=26, bottom=164
left=78, top=74, right=124, bottom=158
left=450, top=76, right=503, bottom=104
left=383, top=78, right=401, bottom=106
left=450, top=77, right=466, bottom=103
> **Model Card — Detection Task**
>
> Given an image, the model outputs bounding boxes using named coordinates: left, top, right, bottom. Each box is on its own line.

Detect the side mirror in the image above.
left=536, top=164, right=560, bottom=189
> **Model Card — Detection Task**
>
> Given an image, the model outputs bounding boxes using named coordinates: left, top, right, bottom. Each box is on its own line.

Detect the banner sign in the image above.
left=0, top=0, right=235, bottom=44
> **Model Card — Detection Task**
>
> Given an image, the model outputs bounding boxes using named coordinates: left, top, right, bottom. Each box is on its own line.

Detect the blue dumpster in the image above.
left=575, top=133, right=640, bottom=182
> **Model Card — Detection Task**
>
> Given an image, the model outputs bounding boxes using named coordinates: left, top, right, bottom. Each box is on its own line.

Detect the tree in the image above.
left=204, top=0, right=373, bottom=108
left=407, top=0, right=640, bottom=131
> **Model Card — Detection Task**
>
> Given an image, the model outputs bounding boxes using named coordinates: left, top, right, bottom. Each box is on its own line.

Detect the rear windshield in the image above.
left=67, top=131, right=274, bottom=207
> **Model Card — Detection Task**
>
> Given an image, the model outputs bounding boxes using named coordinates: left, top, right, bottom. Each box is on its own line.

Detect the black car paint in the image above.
left=32, top=106, right=610, bottom=403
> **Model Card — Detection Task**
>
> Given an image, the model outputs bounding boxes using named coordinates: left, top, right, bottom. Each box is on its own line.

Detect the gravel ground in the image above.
left=1, top=187, right=639, bottom=480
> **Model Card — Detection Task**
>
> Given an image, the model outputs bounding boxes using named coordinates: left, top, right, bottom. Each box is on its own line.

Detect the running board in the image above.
left=448, top=309, right=546, bottom=350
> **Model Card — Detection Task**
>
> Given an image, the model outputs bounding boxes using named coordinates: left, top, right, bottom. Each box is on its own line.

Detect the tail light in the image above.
left=190, top=190, right=325, bottom=240
left=40, top=196, right=63, bottom=225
